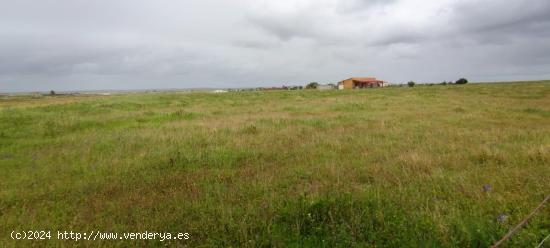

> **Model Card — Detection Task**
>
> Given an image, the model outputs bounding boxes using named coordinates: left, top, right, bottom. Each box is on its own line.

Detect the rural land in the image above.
left=1, top=81, right=549, bottom=247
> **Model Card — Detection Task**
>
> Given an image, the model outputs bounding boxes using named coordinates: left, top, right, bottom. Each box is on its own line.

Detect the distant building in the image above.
left=338, top=77, right=387, bottom=89
left=212, top=90, right=228, bottom=93
left=317, top=84, right=336, bottom=90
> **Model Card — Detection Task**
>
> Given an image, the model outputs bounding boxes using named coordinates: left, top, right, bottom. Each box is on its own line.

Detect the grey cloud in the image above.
left=0, top=37, right=199, bottom=77
left=247, top=14, right=320, bottom=41
left=367, top=29, right=426, bottom=46
left=1, top=0, right=550, bottom=92
left=336, top=0, right=398, bottom=14
left=232, top=40, right=281, bottom=49
left=452, top=0, right=550, bottom=32
left=449, top=0, right=550, bottom=44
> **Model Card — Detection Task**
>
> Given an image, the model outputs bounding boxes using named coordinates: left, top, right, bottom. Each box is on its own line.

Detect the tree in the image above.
left=407, top=81, right=415, bottom=87
left=455, top=78, right=468, bottom=85
left=50, top=90, right=56, bottom=96
left=306, top=82, right=319, bottom=89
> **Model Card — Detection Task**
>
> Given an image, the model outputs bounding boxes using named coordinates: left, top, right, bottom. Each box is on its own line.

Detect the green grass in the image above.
left=1, top=82, right=549, bottom=247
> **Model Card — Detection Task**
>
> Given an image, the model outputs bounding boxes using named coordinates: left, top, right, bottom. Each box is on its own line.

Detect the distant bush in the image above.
left=455, top=78, right=468, bottom=85
left=440, top=81, right=447, bottom=85
left=50, top=90, right=56, bottom=96
left=407, top=81, right=415, bottom=87
left=306, top=82, right=319, bottom=89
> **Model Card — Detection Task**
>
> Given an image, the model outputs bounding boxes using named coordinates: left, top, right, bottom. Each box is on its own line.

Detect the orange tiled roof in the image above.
left=350, top=77, right=384, bottom=83
left=350, top=77, right=376, bottom=81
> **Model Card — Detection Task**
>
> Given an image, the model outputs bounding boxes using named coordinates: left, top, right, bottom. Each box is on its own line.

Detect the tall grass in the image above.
left=1, top=82, right=549, bottom=247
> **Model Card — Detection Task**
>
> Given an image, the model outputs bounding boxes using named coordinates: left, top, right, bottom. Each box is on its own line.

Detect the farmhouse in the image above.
left=338, top=77, right=386, bottom=89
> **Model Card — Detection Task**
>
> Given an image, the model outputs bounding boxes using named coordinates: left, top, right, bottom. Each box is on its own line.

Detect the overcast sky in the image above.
left=1, top=0, right=550, bottom=92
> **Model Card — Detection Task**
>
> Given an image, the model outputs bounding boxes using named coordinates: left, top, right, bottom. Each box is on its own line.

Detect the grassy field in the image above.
left=1, top=82, right=549, bottom=247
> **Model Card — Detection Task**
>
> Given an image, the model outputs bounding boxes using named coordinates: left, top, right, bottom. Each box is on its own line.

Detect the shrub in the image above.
left=407, top=81, right=415, bottom=87
left=306, top=82, right=319, bottom=89
left=455, top=78, right=468, bottom=85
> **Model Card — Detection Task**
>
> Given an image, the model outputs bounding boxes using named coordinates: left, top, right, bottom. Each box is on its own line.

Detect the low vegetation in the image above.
left=456, top=78, right=469, bottom=85
left=306, top=82, right=320, bottom=89
left=1, top=81, right=549, bottom=247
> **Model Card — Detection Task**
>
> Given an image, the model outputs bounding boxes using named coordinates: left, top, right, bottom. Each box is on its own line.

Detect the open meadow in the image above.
left=1, top=82, right=549, bottom=247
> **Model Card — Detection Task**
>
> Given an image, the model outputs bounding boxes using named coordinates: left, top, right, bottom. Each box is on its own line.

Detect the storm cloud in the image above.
left=1, top=0, right=549, bottom=92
